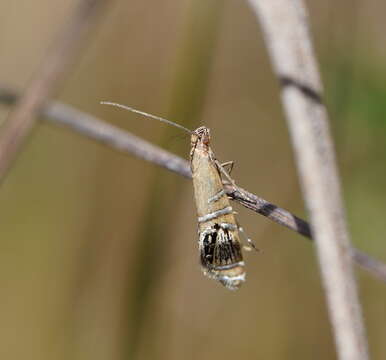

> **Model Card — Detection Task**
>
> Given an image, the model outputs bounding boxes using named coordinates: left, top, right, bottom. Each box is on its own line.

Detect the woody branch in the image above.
left=247, top=1, right=369, bottom=359
left=1, top=86, right=385, bottom=286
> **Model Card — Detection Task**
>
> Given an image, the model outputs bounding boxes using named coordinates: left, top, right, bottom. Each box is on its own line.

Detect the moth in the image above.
left=101, top=102, right=255, bottom=290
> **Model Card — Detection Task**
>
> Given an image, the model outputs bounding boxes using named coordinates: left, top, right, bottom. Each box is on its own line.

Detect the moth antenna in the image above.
left=100, top=101, right=192, bottom=134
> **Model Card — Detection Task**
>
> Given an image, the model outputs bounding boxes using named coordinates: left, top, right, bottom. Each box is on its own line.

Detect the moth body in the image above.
left=190, top=127, right=245, bottom=290
left=100, top=102, right=248, bottom=290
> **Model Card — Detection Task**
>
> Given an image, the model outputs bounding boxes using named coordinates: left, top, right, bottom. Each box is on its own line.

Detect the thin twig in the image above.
left=247, top=1, right=369, bottom=359
left=1, top=86, right=385, bottom=285
left=0, top=0, right=107, bottom=185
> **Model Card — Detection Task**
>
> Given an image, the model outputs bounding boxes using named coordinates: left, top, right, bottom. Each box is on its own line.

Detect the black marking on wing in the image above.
left=200, top=223, right=242, bottom=269
left=201, top=231, right=217, bottom=267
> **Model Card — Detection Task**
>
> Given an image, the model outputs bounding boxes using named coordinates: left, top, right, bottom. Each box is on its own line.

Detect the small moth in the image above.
left=190, top=127, right=246, bottom=290
left=101, top=102, right=255, bottom=290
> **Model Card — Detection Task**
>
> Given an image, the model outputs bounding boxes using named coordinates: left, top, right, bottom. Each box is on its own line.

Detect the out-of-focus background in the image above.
left=0, top=1, right=385, bottom=359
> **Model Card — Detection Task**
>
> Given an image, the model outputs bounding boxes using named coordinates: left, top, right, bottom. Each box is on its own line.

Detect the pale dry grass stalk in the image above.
left=1, top=87, right=385, bottom=287
left=0, top=0, right=108, bottom=185
left=246, top=0, right=369, bottom=359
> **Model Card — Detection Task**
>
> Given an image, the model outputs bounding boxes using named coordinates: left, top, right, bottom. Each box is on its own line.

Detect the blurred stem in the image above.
left=0, top=0, right=108, bottom=185
left=247, top=1, right=369, bottom=359
left=126, top=1, right=225, bottom=359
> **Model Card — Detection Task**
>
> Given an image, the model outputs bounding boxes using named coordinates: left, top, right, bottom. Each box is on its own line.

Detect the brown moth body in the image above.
left=190, top=126, right=245, bottom=290
left=100, top=102, right=247, bottom=290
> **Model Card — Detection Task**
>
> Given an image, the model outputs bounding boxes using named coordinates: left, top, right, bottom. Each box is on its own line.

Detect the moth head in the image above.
left=191, top=126, right=211, bottom=147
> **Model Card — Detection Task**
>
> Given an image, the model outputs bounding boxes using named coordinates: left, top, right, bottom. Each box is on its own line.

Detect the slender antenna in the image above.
left=100, top=101, right=192, bottom=134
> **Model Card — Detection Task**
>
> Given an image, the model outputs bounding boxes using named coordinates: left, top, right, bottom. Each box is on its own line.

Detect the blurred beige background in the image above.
left=0, top=1, right=385, bottom=359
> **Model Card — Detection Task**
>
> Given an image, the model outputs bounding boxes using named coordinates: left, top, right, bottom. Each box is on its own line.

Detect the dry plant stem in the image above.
left=1, top=87, right=386, bottom=285
left=48, top=102, right=192, bottom=178
left=0, top=0, right=107, bottom=185
left=247, top=1, right=369, bottom=359
left=230, top=183, right=386, bottom=281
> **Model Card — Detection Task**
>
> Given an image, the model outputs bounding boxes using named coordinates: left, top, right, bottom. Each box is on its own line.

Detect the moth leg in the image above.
left=238, top=224, right=259, bottom=252
left=215, top=159, right=237, bottom=187
left=221, top=161, right=234, bottom=175
left=215, top=160, right=252, bottom=200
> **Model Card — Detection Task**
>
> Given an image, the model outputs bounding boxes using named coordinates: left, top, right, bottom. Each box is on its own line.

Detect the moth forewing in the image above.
left=191, top=127, right=245, bottom=290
